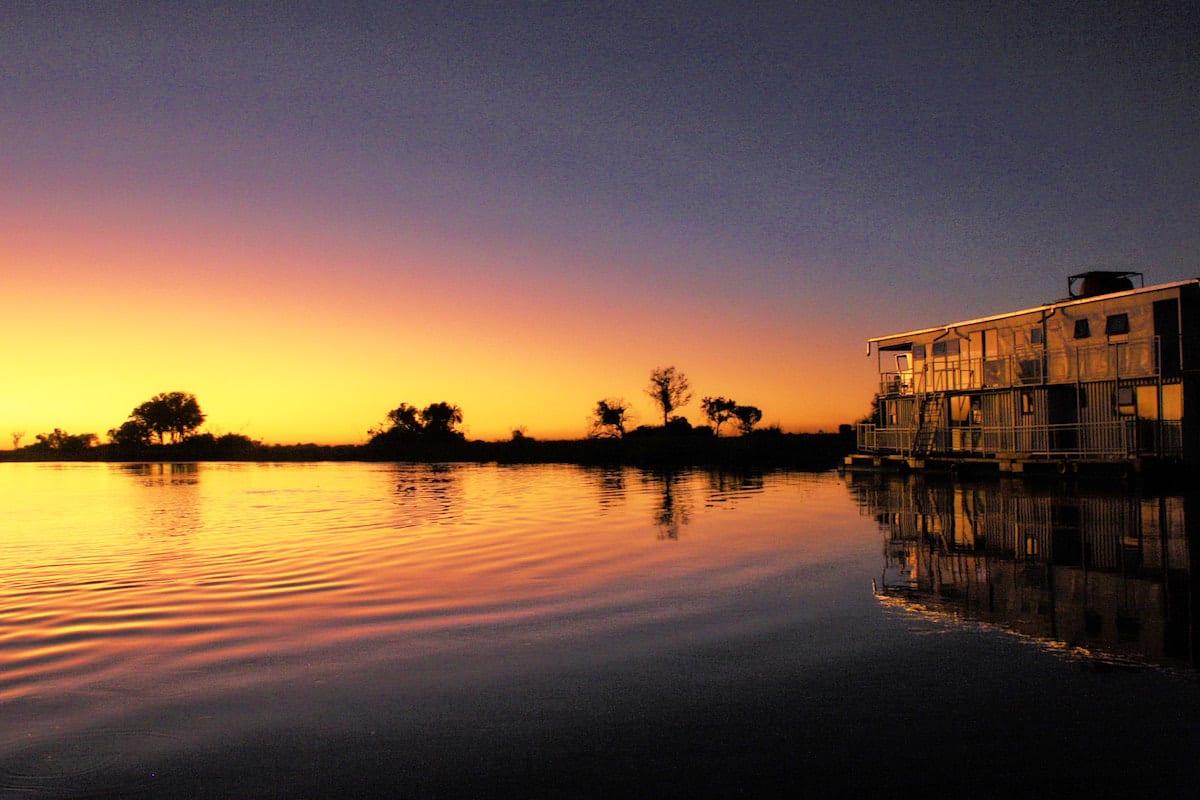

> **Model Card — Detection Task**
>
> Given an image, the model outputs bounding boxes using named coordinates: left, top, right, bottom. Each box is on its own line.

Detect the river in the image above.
left=1, top=462, right=1197, bottom=797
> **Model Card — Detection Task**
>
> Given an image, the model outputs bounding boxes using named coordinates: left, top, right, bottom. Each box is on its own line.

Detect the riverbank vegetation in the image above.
left=4, top=368, right=856, bottom=469
left=0, top=428, right=854, bottom=470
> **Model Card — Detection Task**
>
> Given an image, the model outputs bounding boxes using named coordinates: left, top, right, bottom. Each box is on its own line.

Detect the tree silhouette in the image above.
left=700, top=396, right=737, bottom=436
left=385, top=403, right=423, bottom=434
left=130, top=392, right=205, bottom=444
left=590, top=398, right=630, bottom=438
left=10, top=431, right=24, bottom=450
left=645, top=366, right=692, bottom=427
left=108, top=419, right=153, bottom=447
left=419, top=402, right=464, bottom=438
left=732, top=405, right=763, bottom=435
left=373, top=401, right=464, bottom=443
left=34, top=428, right=98, bottom=451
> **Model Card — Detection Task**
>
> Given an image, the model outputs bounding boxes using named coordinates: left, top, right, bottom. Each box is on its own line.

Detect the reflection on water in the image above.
left=849, top=473, right=1198, bottom=670
left=122, top=462, right=201, bottom=485
left=630, top=470, right=770, bottom=539
left=392, top=462, right=466, bottom=526
left=642, top=470, right=692, bottom=539
left=123, top=463, right=203, bottom=538
left=4, top=462, right=1200, bottom=796
left=1, top=462, right=867, bottom=798
left=588, top=465, right=628, bottom=511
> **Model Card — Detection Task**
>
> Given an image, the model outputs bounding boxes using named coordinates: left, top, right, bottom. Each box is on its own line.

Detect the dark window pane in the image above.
left=931, top=340, right=961, bottom=357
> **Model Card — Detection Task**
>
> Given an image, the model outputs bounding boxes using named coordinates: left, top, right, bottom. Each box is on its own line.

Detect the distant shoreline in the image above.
left=0, top=431, right=855, bottom=470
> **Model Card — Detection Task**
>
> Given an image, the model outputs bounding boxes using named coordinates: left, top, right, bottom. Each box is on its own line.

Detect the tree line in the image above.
left=8, top=366, right=804, bottom=461
left=12, top=392, right=210, bottom=454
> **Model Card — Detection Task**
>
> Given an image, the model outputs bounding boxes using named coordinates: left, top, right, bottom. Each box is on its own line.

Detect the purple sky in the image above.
left=2, top=2, right=1197, bottom=441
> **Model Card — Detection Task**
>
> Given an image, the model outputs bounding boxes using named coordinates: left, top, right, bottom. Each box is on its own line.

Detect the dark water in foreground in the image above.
left=1, top=462, right=1198, bottom=798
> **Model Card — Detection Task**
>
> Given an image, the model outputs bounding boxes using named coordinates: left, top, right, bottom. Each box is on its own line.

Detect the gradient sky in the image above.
left=3, top=2, right=1197, bottom=444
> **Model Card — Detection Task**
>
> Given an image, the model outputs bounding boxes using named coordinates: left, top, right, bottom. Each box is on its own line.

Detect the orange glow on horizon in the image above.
left=1, top=185, right=877, bottom=446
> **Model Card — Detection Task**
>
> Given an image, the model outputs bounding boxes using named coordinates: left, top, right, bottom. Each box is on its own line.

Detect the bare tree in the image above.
left=645, top=366, right=692, bottom=426
left=10, top=431, right=24, bottom=450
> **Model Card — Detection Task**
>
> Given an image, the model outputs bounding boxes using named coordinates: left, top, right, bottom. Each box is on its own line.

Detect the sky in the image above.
left=2, top=1, right=1197, bottom=444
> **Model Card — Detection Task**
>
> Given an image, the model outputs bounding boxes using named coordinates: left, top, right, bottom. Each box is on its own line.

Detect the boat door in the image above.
left=895, top=353, right=914, bottom=394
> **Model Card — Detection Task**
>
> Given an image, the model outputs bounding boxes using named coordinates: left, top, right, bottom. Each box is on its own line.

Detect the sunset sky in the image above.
left=3, top=2, right=1197, bottom=444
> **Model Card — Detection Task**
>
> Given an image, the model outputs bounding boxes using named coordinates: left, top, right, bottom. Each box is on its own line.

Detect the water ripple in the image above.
left=0, top=462, right=838, bottom=789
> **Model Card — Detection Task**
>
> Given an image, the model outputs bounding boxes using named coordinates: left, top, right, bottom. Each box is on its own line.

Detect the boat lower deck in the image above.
left=842, top=452, right=1147, bottom=478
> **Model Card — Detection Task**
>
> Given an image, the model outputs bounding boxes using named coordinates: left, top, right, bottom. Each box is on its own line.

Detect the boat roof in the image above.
left=869, top=278, right=1199, bottom=352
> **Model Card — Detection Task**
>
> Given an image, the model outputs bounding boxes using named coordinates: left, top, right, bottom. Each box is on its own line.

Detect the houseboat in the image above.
left=849, top=272, right=1200, bottom=475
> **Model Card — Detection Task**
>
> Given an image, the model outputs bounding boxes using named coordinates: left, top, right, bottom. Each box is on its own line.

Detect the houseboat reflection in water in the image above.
left=848, top=474, right=1198, bottom=670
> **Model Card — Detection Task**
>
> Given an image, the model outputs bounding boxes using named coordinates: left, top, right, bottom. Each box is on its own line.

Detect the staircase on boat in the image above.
left=911, top=393, right=944, bottom=457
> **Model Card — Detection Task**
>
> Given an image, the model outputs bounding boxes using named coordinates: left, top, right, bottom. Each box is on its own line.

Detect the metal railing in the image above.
left=877, top=337, right=1162, bottom=398
left=856, top=419, right=1179, bottom=460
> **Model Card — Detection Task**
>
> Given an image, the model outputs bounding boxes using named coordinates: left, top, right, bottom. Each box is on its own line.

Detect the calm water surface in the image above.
left=1, top=462, right=1198, bottom=797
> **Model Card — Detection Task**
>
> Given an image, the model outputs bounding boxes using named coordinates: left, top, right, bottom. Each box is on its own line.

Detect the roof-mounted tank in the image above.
left=1067, top=270, right=1144, bottom=299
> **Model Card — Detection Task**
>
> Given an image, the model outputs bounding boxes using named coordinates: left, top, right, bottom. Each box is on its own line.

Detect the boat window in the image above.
left=1163, top=384, right=1182, bottom=420
left=1136, top=385, right=1159, bottom=419
left=1030, top=328, right=1044, bottom=345
left=912, top=344, right=926, bottom=360
left=1020, top=391, right=1034, bottom=415
left=931, top=340, right=960, bottom=357
left=950, top=395, right=982, bottom=424
left=1073, top=319, right=1091, bottom=339
left=1115, top=386, right=1135, bottom=415
left=981, top=329, right=997, bottom=358
left=1105, top=314, right=1130, bottom=336
left=951, top=396, right=970, bottom=422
